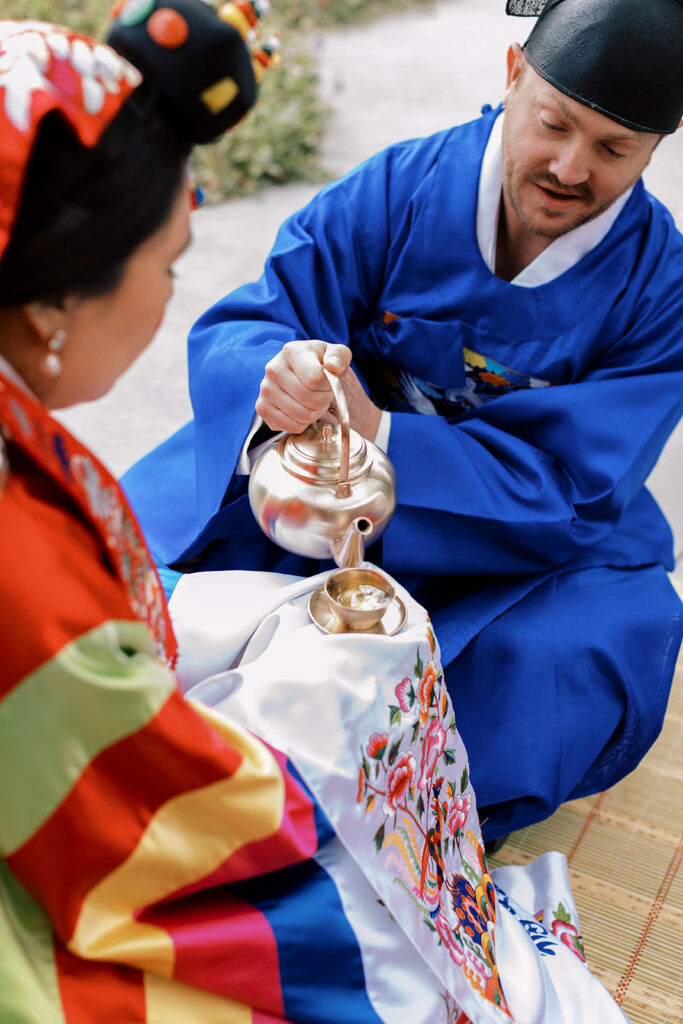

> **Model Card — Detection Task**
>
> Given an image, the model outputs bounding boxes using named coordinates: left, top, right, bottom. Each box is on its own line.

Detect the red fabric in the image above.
left=141, top=888, right=285, bottom=1014
left=0, top=373, right=177, bottom=667
left=54, top=939, right=147, bottom=1024
left=0, top=446, right=133, bottom=694
left=7, top=692, right=242, bottom=941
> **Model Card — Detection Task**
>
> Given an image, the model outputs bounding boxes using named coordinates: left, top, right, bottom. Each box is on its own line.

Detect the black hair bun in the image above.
left=108, top=0, right=258, bottom=144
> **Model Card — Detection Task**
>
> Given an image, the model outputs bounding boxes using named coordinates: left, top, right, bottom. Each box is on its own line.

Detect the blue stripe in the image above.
left=232, top=859, right=383, bottom=1024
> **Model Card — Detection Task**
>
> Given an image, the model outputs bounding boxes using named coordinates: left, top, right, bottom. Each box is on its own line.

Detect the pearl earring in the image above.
left=41, top=328, right=66, bottom=378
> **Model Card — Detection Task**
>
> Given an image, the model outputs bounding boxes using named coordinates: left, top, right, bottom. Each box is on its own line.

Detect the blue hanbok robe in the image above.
left=123, top=107, right=683, bottom=839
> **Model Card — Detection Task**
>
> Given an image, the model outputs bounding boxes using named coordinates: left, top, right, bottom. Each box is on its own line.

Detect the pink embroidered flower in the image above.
left=435, top=913, right=466, bottom=966
left=446, top=794, right=471, bottom=837
left=383, top=752, right=416, bottom=815
left=418, top=661, right=437, bottom=727
left=395, top=676, right=415, bottom=712
left=418, top=718, right=447, bottom=789
left=367, top=733, right=389, bottom=759
left=551, top=920, right=587, bottom=962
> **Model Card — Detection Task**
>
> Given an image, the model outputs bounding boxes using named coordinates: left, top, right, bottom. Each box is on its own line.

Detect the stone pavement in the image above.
left=58, top=0, right=683, bottom=565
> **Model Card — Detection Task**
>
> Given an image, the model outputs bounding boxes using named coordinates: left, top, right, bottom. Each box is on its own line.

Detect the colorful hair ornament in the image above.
left=215, top=0, right=280, bottom=88
left=251, top=33, right=280, bottom=82
left=108, top=0, right=268, bottom=143
left=217, top=0, right=271, bottom=42
left=146, top=7, right=191, bottom=49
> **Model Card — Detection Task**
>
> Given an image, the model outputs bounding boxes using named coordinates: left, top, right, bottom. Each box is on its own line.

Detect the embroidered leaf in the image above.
left=449, top=717, right=457, bottom=734
left=374, top=762, right=380, bottom=778
left=462, top=860, right=479, bottom=884
left=415, top=652, right=423, bottom=679
left=365, top=795, right=375, bottom=813
left=409, top=785, right=415, bottom=801
left=362, top=757, right=371, bottom=779
left=555, top=902, right=572, bottom=924
left=424, top=918, right=437, bottom=932
left=389, top=705, right=402, bottom=727
left=444, top=748, right=456, bottom=765
left=447, top=780, right=455, bottom=799
left=373, top=823, right=386, bottom=852
left=387, top=740, right=401, bottom=765
left=417, top=794, right=425, bottom=819
left=460, top=767, right=469, bottom=793
left=411, top=720, right=421, bottom=743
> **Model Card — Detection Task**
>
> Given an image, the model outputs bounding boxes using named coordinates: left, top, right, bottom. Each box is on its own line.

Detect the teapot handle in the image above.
left=322, top=367, right=351, bottom=498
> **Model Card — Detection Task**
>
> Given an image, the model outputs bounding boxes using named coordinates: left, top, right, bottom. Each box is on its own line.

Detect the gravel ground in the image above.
left=58, top=0, right=683, bottom=566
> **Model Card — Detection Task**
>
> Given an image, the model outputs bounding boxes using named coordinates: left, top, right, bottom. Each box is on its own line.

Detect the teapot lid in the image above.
left=282, top=422, right=372, bottom=484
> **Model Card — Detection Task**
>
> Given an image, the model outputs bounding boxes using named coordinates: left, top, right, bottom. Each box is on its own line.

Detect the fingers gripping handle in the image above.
left=322, top=367, right=350, bottom=497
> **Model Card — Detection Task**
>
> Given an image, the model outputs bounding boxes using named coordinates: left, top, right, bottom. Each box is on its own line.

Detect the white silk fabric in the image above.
left=171, top=569, right=630, bottom=1024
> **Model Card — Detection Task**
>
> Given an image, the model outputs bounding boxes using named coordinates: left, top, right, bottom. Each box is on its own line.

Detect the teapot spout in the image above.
left=330, top=516, right=373, bottom=569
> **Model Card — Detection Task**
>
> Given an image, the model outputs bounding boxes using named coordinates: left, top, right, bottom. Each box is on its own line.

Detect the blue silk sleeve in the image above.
left=188, top=134, right=450, bottom=524
left=187, top=133, right=683, bottom=578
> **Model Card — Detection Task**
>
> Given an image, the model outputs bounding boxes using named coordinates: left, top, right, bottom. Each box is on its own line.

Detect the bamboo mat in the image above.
left=488, top=577, right=683, bottom=1024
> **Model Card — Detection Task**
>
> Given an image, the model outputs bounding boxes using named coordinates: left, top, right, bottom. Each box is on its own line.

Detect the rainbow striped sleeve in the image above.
left=0, top=613, right=323, bottom=1022
left=0, top=458, right=389, bottom=1024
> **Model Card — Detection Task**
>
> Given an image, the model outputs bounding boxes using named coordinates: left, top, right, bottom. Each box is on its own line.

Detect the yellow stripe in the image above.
left=0, top=859, right=65, bottom=1024
left=0, top=620, right=176, bottom=856
left=145, top=972, right=252, bottom=1024
left=69, top=706, right=284, bottom=974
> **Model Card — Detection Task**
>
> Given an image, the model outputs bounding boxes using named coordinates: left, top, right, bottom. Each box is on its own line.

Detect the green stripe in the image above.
left=0, top=620, right=176, bottom=855
left=0, top=858, right=66, bottom=1024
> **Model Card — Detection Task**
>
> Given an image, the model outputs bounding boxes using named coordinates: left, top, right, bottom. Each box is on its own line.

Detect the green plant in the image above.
left=3, top=0, right=433, bottom=198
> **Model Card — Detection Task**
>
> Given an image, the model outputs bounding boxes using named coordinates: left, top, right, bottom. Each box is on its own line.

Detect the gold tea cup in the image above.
left=324, top=567, right=395, bottom=631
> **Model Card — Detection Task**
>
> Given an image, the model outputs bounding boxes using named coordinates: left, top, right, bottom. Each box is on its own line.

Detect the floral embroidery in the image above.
left=550, top=903, right=586, bottom=962
left=446, top=794, right=471, bottom=837
left=383, top=752, right=416, bottom=815
left=441, top=992, right=473, bottom=1024
left=367, top=733, right=389, bottom=759
left=417, top=660, right=437, bottom=727
left=359, top=640, right=510, bottom=1017
left=395, top=676, right=414, bottom=712
left=356, top=766, right=365, bottom=803
left=418, top=719, right=446, bottom=789
left=436, top=914, right=466, bottom=966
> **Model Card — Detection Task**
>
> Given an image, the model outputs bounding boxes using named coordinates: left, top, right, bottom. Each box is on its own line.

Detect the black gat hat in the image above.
left=507, top=0, right=683, bottom=134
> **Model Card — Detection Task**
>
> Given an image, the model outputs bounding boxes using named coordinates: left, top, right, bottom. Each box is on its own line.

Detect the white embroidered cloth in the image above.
left=170, top=569, right=630, bottom=1024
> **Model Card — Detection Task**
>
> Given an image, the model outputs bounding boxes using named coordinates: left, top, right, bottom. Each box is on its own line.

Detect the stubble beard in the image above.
left=503, top=165, right=614, bottom=240
left=502, top=161, right=634, bottom=240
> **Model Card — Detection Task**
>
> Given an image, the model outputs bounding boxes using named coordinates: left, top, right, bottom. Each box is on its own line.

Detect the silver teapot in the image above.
left=248, top=369, right=397, bottom=568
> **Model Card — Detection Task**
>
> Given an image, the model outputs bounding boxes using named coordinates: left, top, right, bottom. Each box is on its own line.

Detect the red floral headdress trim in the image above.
left=0, top=21, right=142, bottom=263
